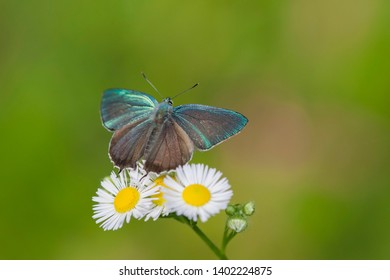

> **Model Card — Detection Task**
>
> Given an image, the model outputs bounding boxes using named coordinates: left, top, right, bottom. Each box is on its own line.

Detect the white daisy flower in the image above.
left=163, top=163, right=233, bottom=222
left=144, top=174, right=172, bottom=221
left=92, top=168, right=158, bottom=230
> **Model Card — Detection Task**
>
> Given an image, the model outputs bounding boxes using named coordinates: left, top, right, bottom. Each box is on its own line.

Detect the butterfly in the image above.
left=101, top=85, right=248, bottom=173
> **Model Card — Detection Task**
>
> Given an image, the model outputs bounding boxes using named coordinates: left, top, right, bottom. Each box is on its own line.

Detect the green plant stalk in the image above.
left=221, top=226, right=237, bottom=255
left=173, top=215, right=228, bottom=260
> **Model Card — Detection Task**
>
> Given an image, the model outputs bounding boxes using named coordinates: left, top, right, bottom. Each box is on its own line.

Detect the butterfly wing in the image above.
left=109, top=118, right=155, bottom=170
left=101, top=89, right=158, bottom=170
left=144, top=118, right=194, bottom=173
left=101, top=88, right=158, bottom=131
left=172, top=104, right=248, bottom=150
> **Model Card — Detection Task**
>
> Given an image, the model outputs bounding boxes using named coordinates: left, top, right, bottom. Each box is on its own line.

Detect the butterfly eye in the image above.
left=164, top=98, right=173, bottom=106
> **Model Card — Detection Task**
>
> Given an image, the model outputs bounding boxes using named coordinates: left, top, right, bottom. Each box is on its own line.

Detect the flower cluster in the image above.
left=225, top=201, right=255, bottom=233
left=92, top=163, right=233, bottom=231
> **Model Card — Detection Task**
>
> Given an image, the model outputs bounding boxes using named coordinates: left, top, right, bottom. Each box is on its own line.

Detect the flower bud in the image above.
left=243, top=201, right=255, bottom=216
left=227, top=217, right=248, bottom=233
left=225, top=205, right=236, bottom=216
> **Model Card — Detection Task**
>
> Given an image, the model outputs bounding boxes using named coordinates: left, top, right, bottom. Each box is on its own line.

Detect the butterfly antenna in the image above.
left=141, top=72, right=163, bottom=98
left=171, top=83, right=199, bottom=100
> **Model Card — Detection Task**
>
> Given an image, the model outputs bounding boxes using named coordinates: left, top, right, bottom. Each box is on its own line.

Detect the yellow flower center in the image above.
left=182, top=184, right=211, bottom=206
left=151, top=191, right=165, bottom=206
left=114, top=187, right=140, bottom=213
left=150, top=175, right=172, bottom=206
left=154, top=175, right=168, bottom=188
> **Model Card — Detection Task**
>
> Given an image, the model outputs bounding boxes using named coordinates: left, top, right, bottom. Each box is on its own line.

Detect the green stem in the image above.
left=222, top=226, right=237, bottom=254
left=192, top=223, right=228, bottom=260
left=173, top=216, right=228, bottom=260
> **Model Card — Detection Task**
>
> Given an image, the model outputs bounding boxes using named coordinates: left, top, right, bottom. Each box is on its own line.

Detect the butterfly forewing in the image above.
left=172, top=104, right=248, bottom=150
left=101, top=89, right=158, bottom=131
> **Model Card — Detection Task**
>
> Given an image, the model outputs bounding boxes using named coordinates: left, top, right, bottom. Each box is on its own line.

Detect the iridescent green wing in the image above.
left=101, top=89, right=158, bottom=131
left=172, top=104, right=248, bottom=150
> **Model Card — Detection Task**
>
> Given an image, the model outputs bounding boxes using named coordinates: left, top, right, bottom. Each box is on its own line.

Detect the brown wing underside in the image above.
left=144, top=119, right=194, bottom=173
left=109, top=117, right=194, bottom=173
left=109, top=118, right=153, bottom=170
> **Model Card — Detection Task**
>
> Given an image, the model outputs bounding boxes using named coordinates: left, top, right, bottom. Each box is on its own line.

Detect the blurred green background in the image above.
left=1, top=0, right=389, bottom=259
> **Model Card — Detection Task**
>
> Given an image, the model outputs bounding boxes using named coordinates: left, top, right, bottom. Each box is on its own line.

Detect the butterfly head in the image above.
left=163, top=97, right=173, bottom=106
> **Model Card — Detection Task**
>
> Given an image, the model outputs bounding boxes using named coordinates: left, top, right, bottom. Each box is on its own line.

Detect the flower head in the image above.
left=144, top=174, right=172, bottom=221
left=92, top=168, right=157, bottom=230
left=163, top=163, right=233, bottom=222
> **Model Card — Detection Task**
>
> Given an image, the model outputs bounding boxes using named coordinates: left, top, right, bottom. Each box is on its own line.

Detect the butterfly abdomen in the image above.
left=144, top=100, right=173, bottom=159
left=143, top=124, right=159, bottom=158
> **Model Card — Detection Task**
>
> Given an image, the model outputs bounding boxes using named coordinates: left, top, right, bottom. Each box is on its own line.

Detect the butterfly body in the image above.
left=101, top=88, right=248, bottom=173
left=153, top=98, right=173, bottom=124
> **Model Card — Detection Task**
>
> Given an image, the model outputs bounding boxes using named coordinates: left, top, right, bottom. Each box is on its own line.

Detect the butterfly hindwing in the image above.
left=101, top=89, right=158, bottom=131
left=144, top=117, right=194, bottom=173
left=109, top=117, right=154, bottom=170
left=172, top=104, right=248, bottom=150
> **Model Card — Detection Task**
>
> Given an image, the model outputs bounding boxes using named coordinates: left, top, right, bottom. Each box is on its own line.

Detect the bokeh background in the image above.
left=1, top=0, right=389, bottom=259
